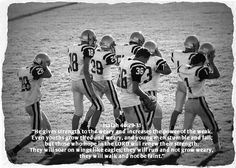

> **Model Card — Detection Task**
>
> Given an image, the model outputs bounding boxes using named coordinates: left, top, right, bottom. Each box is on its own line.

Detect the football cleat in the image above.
left=99, top=35, right=116, bottom=51
left=199, top=42, right=215, bottom=57
left=129, top=31, right=145, bottom=46
left=184, top=35, right=200, bottom=52
left=80, top=29, right=97, bottom=47
left=33, top=52, right=51, bottom=66
left=144, top=40, right=157, bottom=55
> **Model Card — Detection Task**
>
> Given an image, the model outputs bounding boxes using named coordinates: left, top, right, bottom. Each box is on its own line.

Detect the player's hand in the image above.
left=141, top=96, right=157, bottom=113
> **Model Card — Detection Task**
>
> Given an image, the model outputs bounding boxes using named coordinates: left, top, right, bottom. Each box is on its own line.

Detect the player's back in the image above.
left=18, top=65, right=43, bottom=106
left=141, top=56, right=164, bottom=91
left=178, top=65, right=207, bottom=98
left=68, top=44, right=94, bottom=81
left=116, top=44, right=142, bottom=64
left=171, top=50, right=195, bottom=69
left=90, top=48, right=116, bottom=81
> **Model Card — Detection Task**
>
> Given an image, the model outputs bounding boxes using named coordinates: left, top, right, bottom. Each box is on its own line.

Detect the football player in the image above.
left=176, top=46, right=221, bottom=155
left=114, top=31, right=145, bottom=125
left=80, top=35, right=122, bottom=134
left=7, top=53, right=53, bottom=163
left=169, top=35, right=200, bottom=130
left=141, top=40, right=171, bottom=132
left=68, top=29, right=104, bottom=138
left=118, top=48, right=152, bottom=140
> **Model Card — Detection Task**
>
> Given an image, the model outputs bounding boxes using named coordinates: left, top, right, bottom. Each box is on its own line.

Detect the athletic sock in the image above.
left=169, top=110, right=181, bottom=130
left=80, top=121, right=88, bottom=129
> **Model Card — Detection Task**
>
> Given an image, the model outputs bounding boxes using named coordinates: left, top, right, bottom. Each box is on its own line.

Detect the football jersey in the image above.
left=68, top=44, right=95, bottom=81
left=115, top=44, right=141, bottom=65
left=118, top=59, right=146, bottom=108
left=171, top=50, right=195, bottom=69
left=178, top=65, right=210, bottom=98
left=17, top=64, right=45, bottom=106
left=90, top=48, right=116, bottom=81
left=141, top=56, right=167, bottom=91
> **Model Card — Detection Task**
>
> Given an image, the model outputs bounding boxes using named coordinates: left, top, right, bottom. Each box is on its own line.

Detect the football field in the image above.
left=3, top=1, right=235, bottom=166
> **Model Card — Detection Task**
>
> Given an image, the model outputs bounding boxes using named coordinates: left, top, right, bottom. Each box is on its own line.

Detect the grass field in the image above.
left=2, top=1, right=235, bottom=166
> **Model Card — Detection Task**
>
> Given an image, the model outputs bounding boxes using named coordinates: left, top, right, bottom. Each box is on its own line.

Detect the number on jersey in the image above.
left=91, top=59, right=103, bottom=75
left=69, top=53, right=78, bottom=72
left=135, top=67, right=144, bottom=75
left=19, top=76, right=31, bottom=91
left=143, top=66, right=152, bottom=83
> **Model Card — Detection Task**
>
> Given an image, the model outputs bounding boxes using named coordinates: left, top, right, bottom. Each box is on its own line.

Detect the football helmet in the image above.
left=144, top=40, right=157, bottom=55
left=135, top=48, right=151, bottom=59
left=199, top=43, right=215, bottom=56
left=99, top=35, right=116, bottom=51
left=80, top=29, right=97, bottom=46
left=184, top=35, right=200, bottom=52
left=129, top=31, right=145, bottom=46
left=33, top=52, right=51, bottom=66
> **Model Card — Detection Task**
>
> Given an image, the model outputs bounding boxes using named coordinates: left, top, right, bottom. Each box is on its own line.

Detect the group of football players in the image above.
left=7, top=29, right=221, bottom=163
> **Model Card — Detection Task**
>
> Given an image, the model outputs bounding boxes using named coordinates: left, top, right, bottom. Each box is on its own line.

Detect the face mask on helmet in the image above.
left=99, top=35, right=116, bottom=52
left=199, top=43, right=215, bottom=57
left=33, top=53, right=51, bottom=66
left=80, top=29, right=97, bottom=47
left=144, top=40, right=157, bottom=55
left=183, top=35, right=199, bottom=53
left=129, top=31, right=145, bottom=46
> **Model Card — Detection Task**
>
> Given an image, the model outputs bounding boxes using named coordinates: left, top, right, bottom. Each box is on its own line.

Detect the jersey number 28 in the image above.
left=19, top=76, right=31, bottom=91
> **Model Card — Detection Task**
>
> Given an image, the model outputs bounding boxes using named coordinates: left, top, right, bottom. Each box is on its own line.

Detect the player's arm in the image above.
left=197, top=52, right=220, bottom=80
left=83, top=47, right=96, bottom=97
left=133, top=81, right=150, bottom=100
left=105, top=53, right=116, bottom=65
left=131, top=64, right=150, bottom=100
left=154, top=48, right=162, bottom=57
left=41, top=66, right=52, bottom=78
left=197, top=65, right=219, bottom=81
left=155, top=58, right=172, bottom=75
left=31, top=65, right=52, bottom=79
left=206, top=53, right=220, bottom=79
